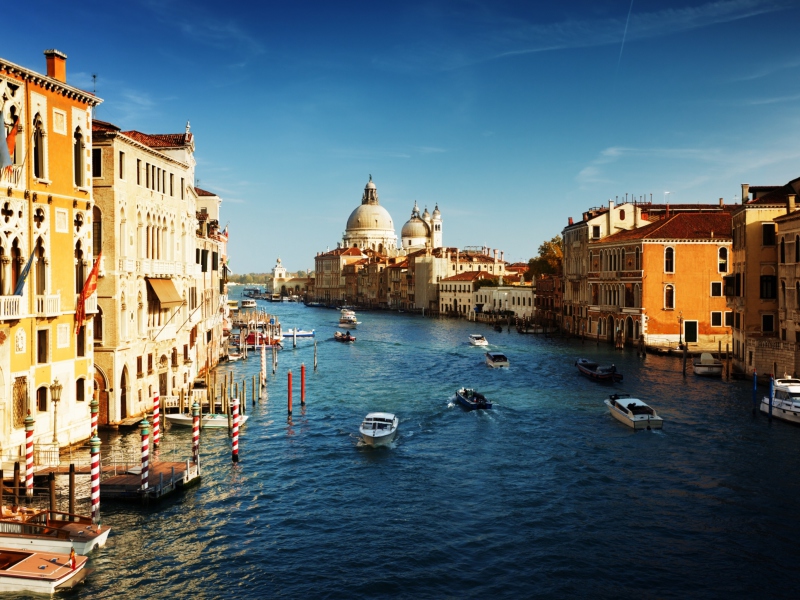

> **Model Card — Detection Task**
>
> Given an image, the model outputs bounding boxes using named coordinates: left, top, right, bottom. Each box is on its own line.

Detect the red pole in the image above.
left=139, top=419, right=150, bottom=491
left=301, top=363, right=306, bottom=405
left=288, top=370, right=293, bottom=415
left=90, top=432, right=101, bottom=524
left=24, top=411, right=34, bottom=498
left=232, top=399, right=240, bottom=463
left=152, top=392, right=160, bottom=448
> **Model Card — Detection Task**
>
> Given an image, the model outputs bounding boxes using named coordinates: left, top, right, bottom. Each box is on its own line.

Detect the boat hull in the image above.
left=604, top=400, right=663, bottom=430
left=455, top=389, right=492, bottom=410
left=0, top=547, right=89, bottom=594
left=576, top=360, right=623, bottom=382
left=760, top=397, right=800, bottom=424
left=166, top=414, right=249, bottom=428
left=693, top=363, right=723, bottom=376
left=359, top=429, right=397, bottom=446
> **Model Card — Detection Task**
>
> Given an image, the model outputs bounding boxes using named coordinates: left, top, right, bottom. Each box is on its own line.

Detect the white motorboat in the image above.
left=0, top=508, right=110, bottom=555
left=761, top=377, right=800, bottom=424
left=226, top=352, right=242, bottom=362
left=359, top=412, right=399, bottom=446
left=165, top=413, right=249, bottom=428
left=693, top=352, right=723, bottom=376
left=339, top=309, right=360, bottom=328
left=604, top=393, right=663, bottom=430
left=240, top=299, right=257, bottom=309
left=282, top=328, right=315, bottom=338
left=469, top=334, right=488, bottom=346
left=0, top=547, right=89, bottom=594
left=485, top=351, right=509, bottom=368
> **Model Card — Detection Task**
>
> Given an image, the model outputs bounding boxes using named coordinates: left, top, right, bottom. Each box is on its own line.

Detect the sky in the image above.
left=5, top=0, right=800, bottom=272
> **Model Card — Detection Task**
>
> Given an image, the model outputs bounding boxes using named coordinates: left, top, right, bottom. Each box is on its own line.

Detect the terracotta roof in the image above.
left=441, top=271, right=497, bottom=283
left=92, top=119, right=120, bottom=133
left=743, top=177, right=800, bottom=206
left=594, top=212, right=732, bottom=244
left=195, top=187, right=218, bottom=197
left=121, top=130, right=193, bottom=148
left=504, top=274, right=521, bottom=283
left=386, top=259, right=409, bottom=269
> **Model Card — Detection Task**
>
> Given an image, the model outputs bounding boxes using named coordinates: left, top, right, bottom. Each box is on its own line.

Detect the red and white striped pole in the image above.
left=152, top=392, right=160, bottom=448
left=90, top=432, right=101, bottom=524
left=192, top=401, right=200, bottom=466
left=24, top=411, right=35, bottom=498
left=90, top=391, right=99, bottom=437
left=139, top=419, right=150, bottom=491
left=231, top=398, right=240, bottom=463
left=261, top=344, right=266, bottom=390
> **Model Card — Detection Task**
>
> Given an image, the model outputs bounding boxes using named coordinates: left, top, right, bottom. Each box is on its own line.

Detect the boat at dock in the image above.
left=693, top=353, right=723, bottom=377
left=282, top=328, right=315, bottom=338
left=575, top=358, right=622, bottom=382
left=455, top=388, right=492, bottom=410
left=0, top=508, right=110, bottom=555
left=359, top=412, right=399, bottom=446
left=165, top=413, right=249, bottom=428
left=232, top=331, right=282, bottom=349
left=761, top=377, right=800, bottom=424
left=604, top=393, right=663, bottom=430
left=0, top=547, right=90, bottom=594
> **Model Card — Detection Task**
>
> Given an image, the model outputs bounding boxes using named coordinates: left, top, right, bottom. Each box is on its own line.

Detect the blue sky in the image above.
left=7, top=0, right=800, bottom=271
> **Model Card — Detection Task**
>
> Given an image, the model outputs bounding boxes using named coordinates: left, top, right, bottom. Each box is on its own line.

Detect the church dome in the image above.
left=432, top=204, right=441, bottom=218
left=346, top=203, right=394, bottom=231
left=401, top=215, right=430, bottom=238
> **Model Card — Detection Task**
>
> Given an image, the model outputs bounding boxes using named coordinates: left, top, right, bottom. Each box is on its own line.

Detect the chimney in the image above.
left=608, top=200, right=616, bottom=232
left=44, top=49, right=67, bottom=83
left=500, top=251, right=504, bottom=262
left=789, top=194, right=796, bottom=213
left=493, top=249, right=498, bottom=263
left=568, top=217, right=573, bottom=225
left=741, top=183, right=750, bottom=203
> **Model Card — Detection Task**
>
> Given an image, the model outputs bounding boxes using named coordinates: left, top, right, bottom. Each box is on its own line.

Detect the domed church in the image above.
left=341, top=176, right=443, bottom=255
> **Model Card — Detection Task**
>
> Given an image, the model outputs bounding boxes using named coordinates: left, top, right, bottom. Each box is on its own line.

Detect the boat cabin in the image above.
left=608, top=394, right=655, bottom=416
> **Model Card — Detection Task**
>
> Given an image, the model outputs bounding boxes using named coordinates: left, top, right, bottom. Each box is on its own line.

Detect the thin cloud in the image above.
left=730, top=57, right=800, bottom=82
left=745, top=92, right=800, bottom=105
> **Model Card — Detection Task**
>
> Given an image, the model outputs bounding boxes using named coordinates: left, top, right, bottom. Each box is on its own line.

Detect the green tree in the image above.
left=525, top=235, right=563, bottom=280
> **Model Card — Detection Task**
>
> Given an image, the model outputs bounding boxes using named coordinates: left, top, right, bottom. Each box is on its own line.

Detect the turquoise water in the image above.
left=48, top=293, right=800, bottom=598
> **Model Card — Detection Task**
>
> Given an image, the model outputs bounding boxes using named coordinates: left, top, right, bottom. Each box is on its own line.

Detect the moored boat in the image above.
left=239, top=299, right=257, bottom=309
left=359, top=412, right=399, bottom=446
left=0, top=547, right=89, bottom=594
left=455, top=387, right=492, bottom=410
left=761, top=377, right=800, bottom=423
left=468, top=334, right=488, bottom=346
left=485, top=351, right=509, bottom=368
left=693, top=353, right=723, bottom=377
left=0, top=508, right=110, bottom=555
left=575, top=358, right=622, bottom=382
left=334, top=331, right=355, bottom=343
left=282, top=328, right=315, bottom=338
left=604, top=393, right=663, bottom=430
left=165, top=413, right=249, bottom=428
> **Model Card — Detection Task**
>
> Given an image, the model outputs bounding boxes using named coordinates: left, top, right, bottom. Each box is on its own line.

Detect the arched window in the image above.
left=664, top=247, right=674, bottom=273
left=76, top=378, right=85, bottom=402
left=37, top=386, right=48, bottom=412
left=75, top=241, right=85, bottom=294
left=780, top=238, right=786, bottom=264
left=781, top=280, right=786, bottom=307
left=32, top=113, right=45, bottom=179
left=73, top=128, right=84, bottom=187
left=718, top=247, right=728, bottom=273
left=93, top=206, right=102, bottom=258
left=34, top=237, right=46, bottom=295
left=619, top=209, right=626, bottom=220
left=95, top=306, right=103, bottom=342
left=664, top=284, right=675, bottom=309
left=635, top=247, right=641, bottom=270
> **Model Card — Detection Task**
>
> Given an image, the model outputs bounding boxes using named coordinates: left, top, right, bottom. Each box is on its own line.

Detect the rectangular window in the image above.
left=145, top=163, right=150, bottom=188
left=137, top=159, right=141, bottom=185
left=170, top=174, right=174, bottom=196
left=137, top=356, right=143, bottom=377
left=196, top=248, right=201, bottom=264
left=735, top=312, right=741, bottom=329
left=763, top=223, right=776, bottom=246
left=723, top=275, right=735, bottom=297
left=162, top=170, right=166, bottom=193
left=91, top=148, right=102, bottom=178
left=725, top=311, right=733, bottom=327
left=212, top=251, right=219, bottom=271
left=760, top=275, right=777, bottom=299
left=201, top=249, right=209, bottom=272
left=711, top=311, right=723, bottom=327
left=148, top=353, right=153, bottom=373
left=592, top=225, right=601, bottom=239
left=183, top=344, right=189, bottom=361
left=37, top=329, right=48, bottom=364
left=762, top=314, right=775, bottom=333
left=119, top=151, right=125, bottom=180
left=77, top=327, right=86, bottom=357
left=711, top=282, right=722, bottom=297
left=181, top=178, right=185, bottom=199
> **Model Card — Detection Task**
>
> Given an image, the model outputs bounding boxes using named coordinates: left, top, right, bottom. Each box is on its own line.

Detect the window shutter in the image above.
left=201, top=249, right=209, bottom=272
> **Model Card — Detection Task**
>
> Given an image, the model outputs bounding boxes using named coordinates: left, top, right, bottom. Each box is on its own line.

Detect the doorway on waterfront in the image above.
left=684, top=320, right=698, bottom=344
left=120, top=367, right=128, bottom=420
left=625, top=316, right=634, bottom=343
left=94, top=367, right=109, bottom=427
left=606, top=316, right=614, bottom=342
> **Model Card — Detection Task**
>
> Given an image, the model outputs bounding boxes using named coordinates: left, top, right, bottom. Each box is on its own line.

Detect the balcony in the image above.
left=0, top=165, right=23, bottom=187
left=36, top=294, right=60, bottom=317
left=0, top=295, right=22, bottom=321
left=149, top=324, right=177, bottom=342
left=119, top=258, right=135, bottom=272
left=82, top=292, right=98, bottom=314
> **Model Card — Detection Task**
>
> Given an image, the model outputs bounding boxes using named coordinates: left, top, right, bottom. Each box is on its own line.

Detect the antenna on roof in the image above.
left=91, top=74, right=97, bottom=94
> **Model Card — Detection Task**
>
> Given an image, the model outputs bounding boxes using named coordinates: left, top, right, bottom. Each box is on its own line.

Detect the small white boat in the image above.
left=469, top=334, right=488, bottom=346
left=0, top=547, right=90, bottom=593
left=240, top=299, right=257, bottom=309
left=359, top=412, right=399, bottom=446
left=226, top=353, right=242, bottom=362
left=761, top=377, right=800, bottom=423
left=165, top=413, right=249, bottom=428
left=339, top=309, right=360, bottom=328
left=693, top=352, right=723, bottom=376
left=604, top=393, right=663, bottom=430
left=485, top=351, right=509, bottom=368
left=0, top=508, right=110, bottom=555
left=282, top=328, right=316, bottom=338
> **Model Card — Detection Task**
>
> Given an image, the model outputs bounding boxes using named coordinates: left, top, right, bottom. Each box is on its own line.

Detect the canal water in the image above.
left=48, top=292, right=800, bottom=599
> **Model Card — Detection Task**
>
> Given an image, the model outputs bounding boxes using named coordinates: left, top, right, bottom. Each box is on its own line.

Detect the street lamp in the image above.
left=678, top=310, right=683, bottom=348
left=50, top=378, right=63, bottom=444
left=664, top=191, right=671, bottom=203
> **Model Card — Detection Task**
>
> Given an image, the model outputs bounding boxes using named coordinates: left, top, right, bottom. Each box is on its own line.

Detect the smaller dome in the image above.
left=421, top=207, right=431, bottom=221
left=401, top=216, right=430, bottom=238
left=366, top=175, right=376, bottom=190
left=432, top=204, right=441, bottom=218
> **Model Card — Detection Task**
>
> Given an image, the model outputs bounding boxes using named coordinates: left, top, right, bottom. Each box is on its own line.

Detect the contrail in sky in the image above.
left=617, top=0, right=635, bottom=72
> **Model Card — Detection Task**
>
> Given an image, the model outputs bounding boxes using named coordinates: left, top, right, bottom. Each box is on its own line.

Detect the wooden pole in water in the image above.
left=301, top=363, right=306, bottom=406
left=68, top=464, right=75, bottom=517
left=252, top=374, right=256, bottom=406
left=13, top=461, right=19, bottom=507
left=753, top=369, right=759, bottom=415
left=241, top=379, right=246, bottom=415
left=314, top=339, right=318, bottom=371
left=49, top=472, right=56, bottom=519
left=288, top=370, right=293, bottom=415
left=682, top=344, right=688, bottom=377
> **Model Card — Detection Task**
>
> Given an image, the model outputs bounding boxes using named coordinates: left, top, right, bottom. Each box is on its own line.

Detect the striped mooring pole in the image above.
left=192, top=401, right=200, bottom=466
left=152, top=392, right=160, bottom=448
left=232, top=398, right=240, bottom=463
left=139, top=419, right=150, bottom=491
left=261, top=344, right=267, bottom=389
left=24, top=410, right=35, bottom=498
left=90, top=432, right=101, bottom=524
left=90, top=392, right=99, bottom=436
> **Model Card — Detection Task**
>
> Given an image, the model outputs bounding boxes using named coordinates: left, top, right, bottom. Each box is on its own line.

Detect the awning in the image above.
left=146, top=278, right=183, bottom=309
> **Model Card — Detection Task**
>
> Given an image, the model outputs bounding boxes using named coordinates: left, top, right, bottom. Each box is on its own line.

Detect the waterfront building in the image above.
left=0, top=50, right=101, bottom=450
left=728, top=181, right=800, bottom=376
left=91, top=119, right=209, bottom=425
left=535, top=275, right=562, bottom=326
left=588, top=211, right=732, bottom=351
left=476, top=284, right=535, bottom=318
left=439, top=271, right=496, bottom=316
left=314, top=247, right=368, bottom=304
left=400, top=202, right=442, bottom=251
left=385, top=258, right=409, bottom=309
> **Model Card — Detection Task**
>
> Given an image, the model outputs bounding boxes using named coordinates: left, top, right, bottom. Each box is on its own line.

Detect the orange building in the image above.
left=588, top=212, right=732, bottom=351
left=1, top=50, right=102, bottom=450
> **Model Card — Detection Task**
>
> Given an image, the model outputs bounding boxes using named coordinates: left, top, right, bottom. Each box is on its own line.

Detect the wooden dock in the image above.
left=101, top=460, right=200, bottom=503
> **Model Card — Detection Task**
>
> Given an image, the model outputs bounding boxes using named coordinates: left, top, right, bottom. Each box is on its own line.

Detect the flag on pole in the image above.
left=76, top=252, right=102, bottom=335
left=5, top=115, right=19, bottom=157
left=0, top=117, right=13, bottom=175
left=12, top=250, right=36, bottom=296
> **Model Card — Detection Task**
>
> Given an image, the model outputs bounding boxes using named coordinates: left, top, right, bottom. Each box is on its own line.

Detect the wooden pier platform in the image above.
left=101, top=460, right=201, bottom=503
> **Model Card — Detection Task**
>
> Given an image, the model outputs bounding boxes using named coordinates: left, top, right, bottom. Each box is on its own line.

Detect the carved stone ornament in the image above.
left=14, top=328, right=25, bottom=353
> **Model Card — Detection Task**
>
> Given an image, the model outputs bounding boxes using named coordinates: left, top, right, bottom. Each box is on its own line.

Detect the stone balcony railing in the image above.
left=79, top=292, right=98, bottom=314
left=36, top=294, right=60, bottom=317
left=149, top=323, right=177, bottom=342
left=0, top=295, right=22, bottom=321
left=0, top=165, right=23, bottom=187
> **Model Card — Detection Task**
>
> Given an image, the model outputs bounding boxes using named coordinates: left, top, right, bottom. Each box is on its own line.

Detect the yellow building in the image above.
left=1, top=50, right=102, bottom=453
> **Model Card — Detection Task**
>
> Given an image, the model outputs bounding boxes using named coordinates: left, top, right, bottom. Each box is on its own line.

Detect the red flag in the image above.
left=5, top=115, right=19, bottom=157
left=76, top=252, right=102, bottom=335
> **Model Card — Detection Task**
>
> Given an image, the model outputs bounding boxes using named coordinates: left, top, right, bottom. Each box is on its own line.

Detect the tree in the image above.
left=525, top=235, right=563, bottom=281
